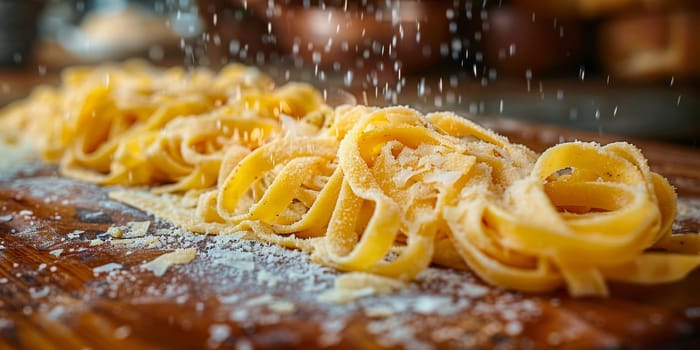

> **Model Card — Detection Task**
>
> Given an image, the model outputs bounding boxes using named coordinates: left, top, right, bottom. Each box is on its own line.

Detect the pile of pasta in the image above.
left=2, top=61, right=699, bottom=297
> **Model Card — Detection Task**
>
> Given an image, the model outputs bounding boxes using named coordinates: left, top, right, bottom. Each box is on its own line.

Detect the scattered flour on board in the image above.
left=86, top=226, right=543, bottom=350
left=0, top=170, right=560, bottom=350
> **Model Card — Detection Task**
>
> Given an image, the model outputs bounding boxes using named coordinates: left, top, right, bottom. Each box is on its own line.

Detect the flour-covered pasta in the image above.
left=2, top=61, right=698, bottom=297
left=1, top=60, right=324, bottom=189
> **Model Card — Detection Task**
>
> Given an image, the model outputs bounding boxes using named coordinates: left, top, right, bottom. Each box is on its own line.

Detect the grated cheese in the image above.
left=141, top=248, right=197, bottom=277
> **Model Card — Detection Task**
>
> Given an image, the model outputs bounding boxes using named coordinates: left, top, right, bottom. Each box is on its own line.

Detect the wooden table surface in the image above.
left=1, top=52, right=699, bottom=349
left=1, top=116, right=699, bottom=350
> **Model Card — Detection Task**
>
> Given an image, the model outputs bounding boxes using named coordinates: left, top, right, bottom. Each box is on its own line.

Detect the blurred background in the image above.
left=1, top=0, right=699, bottom=144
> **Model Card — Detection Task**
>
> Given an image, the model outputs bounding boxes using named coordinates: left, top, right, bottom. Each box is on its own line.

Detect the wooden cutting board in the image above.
left=1, top=120, right=699, bottom=350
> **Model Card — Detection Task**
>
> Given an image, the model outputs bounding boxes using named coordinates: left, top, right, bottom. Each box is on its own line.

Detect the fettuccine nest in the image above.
left=2, top=61, right=698, bottom=297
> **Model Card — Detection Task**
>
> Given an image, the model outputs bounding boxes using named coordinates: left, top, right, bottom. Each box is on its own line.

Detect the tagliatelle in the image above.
left=2, top=60, right=326, bottom=190
left=2, top=62, right=699, bottom=297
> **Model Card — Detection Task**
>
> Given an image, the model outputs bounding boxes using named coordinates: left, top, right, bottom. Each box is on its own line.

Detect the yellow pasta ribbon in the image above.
left=2, top=61, right=699, bottom=298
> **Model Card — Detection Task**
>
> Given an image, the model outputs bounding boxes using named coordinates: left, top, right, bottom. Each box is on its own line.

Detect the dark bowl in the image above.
left=0, top=0, right=44, bottom=65
left=480, top=6, right=586, bottom=77
left=273, top=1, right=453, bottom=73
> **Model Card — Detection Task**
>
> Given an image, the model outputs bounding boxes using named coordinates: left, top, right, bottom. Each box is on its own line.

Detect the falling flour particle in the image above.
left=114, top=325, right=131, bottom=340
left=230, top=309, right=249, bottom=322
left=0, top=318, right=13, bottom=329
left=141, top=248, right=197, bottom=277
left=208, top=324, right=231, bottom=348
left=504, top=321, right=524, bottom=336
left=93, top=263, right=123, bottom=274
left=685, top=307, right=700, bottom=318
left=235, top=339, right=253, bottom=350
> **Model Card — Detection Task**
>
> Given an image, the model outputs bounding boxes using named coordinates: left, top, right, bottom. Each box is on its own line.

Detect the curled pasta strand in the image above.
left=3, top=62, right=699, bottom=298
left=216, top=138, right=338, bottom=222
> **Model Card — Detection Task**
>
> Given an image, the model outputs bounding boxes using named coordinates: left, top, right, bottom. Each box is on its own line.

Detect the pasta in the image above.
left=2, top=61, right=699, bottom=297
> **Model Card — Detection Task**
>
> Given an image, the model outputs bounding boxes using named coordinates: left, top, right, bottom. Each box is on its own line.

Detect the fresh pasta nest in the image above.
left=2, top=61, right=698, bottom=297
